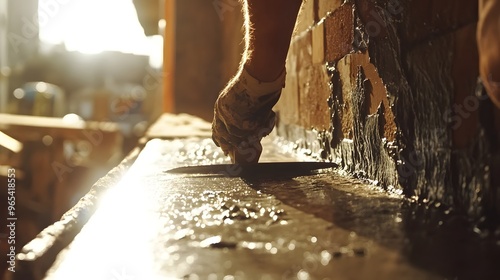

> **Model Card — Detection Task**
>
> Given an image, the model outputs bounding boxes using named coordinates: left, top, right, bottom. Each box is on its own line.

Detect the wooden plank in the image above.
left=0, top=114, right=118, bottom=131
left=145, top=113, right=211, bottom=139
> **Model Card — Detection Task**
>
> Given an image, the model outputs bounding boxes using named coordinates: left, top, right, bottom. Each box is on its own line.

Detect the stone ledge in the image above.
left=9, top=148, right=140, bottom=280
left=12, top=114, right=500, bottom=280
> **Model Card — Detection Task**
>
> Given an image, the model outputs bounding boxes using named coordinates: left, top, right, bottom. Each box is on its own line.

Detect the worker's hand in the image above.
left=212, top=68, right=285, bottom=163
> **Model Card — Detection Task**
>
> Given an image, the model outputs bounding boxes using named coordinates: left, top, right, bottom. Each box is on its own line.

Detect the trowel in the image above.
left=165, top=162, right=338, bottom=178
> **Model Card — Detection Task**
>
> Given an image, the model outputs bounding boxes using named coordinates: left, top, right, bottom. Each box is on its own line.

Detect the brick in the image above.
left=324, top=3, right=354, bottom=62
left=336, top=52, right=396, bottom=141
left=276, top=41, right=300, bottom=125
left=317, top=0, right=342, bottom=20
left=277, top=71, right=300, bottom=125
left=393, top=0, right=476, bottom=46
left=312, top=21, right=325, bottom=65
left=298, top=65, right=331, bottom=130
left=295, top=30, right=313, bottom=70
left=295, top=0, right=315, bottom=34
left=355, top=0, right=393, bottom=41
left=451, top=24, right=479, bottom=149
left=336, top=56, right=355, bottom=139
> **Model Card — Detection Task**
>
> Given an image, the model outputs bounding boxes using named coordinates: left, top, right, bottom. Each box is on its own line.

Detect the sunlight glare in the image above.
left=39, top=0, right=153, bottom=55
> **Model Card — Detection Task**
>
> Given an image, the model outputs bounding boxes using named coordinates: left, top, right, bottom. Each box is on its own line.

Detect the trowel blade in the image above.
left=164, top=162, right=337, bottom=177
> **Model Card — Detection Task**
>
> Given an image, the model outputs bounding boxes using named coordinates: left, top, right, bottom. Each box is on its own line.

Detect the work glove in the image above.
left=212, top=68, right=286, bottom=163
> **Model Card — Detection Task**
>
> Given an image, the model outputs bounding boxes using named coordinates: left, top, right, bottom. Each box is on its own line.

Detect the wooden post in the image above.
left=0, top=0, right=8, bottom=113
left=163, top=0, right=175, bottom=113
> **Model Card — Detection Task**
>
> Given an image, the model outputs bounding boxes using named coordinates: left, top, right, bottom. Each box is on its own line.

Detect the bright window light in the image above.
left=38, top=0, right=154, bottom=55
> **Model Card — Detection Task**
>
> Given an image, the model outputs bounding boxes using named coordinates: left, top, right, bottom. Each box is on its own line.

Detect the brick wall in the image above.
left=276, top=0, right=500, bottom=219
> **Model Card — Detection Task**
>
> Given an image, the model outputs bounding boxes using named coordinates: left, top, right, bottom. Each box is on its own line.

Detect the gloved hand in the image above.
left=212, top=68, right=285, bottom=163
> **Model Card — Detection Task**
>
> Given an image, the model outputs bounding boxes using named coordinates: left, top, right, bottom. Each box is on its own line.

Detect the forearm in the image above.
left=212, top=0, right=303, bottom=163
left=478, top=0, right=500, bottom=107
left=243, top=0, right=303, bottom=82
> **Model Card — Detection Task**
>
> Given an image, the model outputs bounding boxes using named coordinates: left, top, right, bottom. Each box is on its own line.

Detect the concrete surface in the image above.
left=33, top=134, right=500, bottom=280
left=7, top=113, right=499, bottom=280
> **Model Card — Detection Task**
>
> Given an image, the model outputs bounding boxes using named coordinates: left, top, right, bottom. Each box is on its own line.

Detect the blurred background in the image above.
left=0, top=0, right=244, bottom=270
left=2, top=0, right=165, bottom=139
left=0, top=0, right=165, bottom=267
left=0, top=0, right=243, bottom=268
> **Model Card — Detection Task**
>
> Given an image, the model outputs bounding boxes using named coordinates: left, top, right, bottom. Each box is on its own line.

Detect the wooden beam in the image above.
left=0, top=0, right=9, bottom=113
left=163, top=0, right=176, bottom=113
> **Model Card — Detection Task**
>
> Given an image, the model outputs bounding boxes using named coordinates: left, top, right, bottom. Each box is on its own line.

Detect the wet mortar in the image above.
left=43, top=137, right=500, bottom=280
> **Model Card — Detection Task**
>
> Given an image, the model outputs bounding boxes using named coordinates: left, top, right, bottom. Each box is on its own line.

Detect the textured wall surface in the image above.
left=174, top=0, right=243, bottom=121
left=275, top=0, right=500, bottom=220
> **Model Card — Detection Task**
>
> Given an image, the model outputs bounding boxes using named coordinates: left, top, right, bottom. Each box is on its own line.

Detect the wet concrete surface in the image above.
left=42, top=137, right=500, bottom=280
